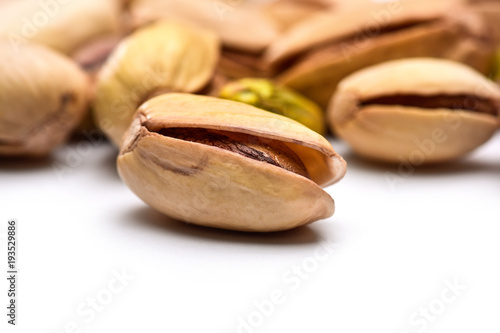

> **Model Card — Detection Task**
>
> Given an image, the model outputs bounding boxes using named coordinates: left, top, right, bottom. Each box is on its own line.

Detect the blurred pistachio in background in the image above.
left=494, top=49, right=500, bottom=81
left=220, top=78, right=326, bottom=135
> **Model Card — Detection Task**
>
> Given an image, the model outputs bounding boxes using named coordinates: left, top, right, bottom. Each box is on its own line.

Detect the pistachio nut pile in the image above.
left=2, top=0, right=500, bottom=232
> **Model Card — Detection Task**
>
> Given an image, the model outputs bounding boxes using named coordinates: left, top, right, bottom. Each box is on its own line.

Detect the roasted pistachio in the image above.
left=0, top=0, right=121, bottom=57
left=0, top=41, right=89, bottom=157
left=219, top=78, right=326, bottom=134
left=93, top=20, right=219, bottom=146
left=328, top=58, right=500, bottom=164
left=118, top=93, right=346, bottom=232
left=266, top=0, right=494, bottom=107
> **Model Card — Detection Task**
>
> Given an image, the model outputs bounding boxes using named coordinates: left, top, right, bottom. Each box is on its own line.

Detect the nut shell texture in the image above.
left=130, top=0, right=279, bottom=53
left=118, top=93, right=346, bottom=232
left=0, top=41, right=89, bottom=156
left=93, top=20, right=219, bottom=146
left=0, top=0, right=120, bottom=55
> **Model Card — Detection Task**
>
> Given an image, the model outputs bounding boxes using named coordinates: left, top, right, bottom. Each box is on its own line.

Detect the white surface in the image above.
left=1, top=133, right=499, bottom=333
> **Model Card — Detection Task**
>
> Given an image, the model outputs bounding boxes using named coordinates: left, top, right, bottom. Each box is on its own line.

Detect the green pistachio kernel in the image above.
left=220, top=78, right=326, bottom=134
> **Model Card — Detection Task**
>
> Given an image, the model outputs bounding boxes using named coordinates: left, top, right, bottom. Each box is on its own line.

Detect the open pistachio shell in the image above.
left=328, top=58, right=500, bottom=164
left=93, top=20, right=219, bottom=146
left=0, top=40, right=89, bottom=157
left=118, top=93, right=346, bottom=232
left=266, top=0, right=494, bottom=107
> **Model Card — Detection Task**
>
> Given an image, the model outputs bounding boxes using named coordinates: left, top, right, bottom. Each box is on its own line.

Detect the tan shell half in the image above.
left=266, top=0, right=494, bottom=107
left=328, top=58, right=500, bottom=164
left=0, top=40, right=89, bottom=157
left=118, top=93, right=346, bottom=232
left=92, top=20, right=219, bottom=146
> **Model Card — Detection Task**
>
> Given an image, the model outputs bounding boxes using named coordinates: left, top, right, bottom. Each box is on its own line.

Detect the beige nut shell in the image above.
left=0, top=40, right=89, bottom=157
left=93, top=20, right=219, bottom=146
left=0, top=0, right=121, bottom=55
left=266, top=0, right=460, bottom=65
left=129, top=0, right=279, bottom=54
left=328, top=58, right=500, bottom=164
left=118, top=93, right=346, bottom=232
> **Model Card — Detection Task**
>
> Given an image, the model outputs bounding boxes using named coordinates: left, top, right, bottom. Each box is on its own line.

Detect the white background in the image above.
left=1, top=132, right=499, bottom=333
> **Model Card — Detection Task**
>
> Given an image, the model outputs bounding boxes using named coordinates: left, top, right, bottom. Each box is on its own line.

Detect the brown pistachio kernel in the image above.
left=157, top=128, right=310, bottom=179
left=359, top=95, right=499, bottom=116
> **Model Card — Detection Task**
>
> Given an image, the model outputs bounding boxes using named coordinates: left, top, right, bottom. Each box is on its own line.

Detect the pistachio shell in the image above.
left=118, top=93, right=346, bottom=232
left=93, top=20, right=219, bottom=146
left=328, top=58, right=500, bottom=164
left=130, top=0, right=279, bottom=54
left=470, top=2, right=500, bottom=46
left=0, top=0, right=121, bottom=55
left=219, top=78, right=326, bottom=134
left=266, top=0, right=459, bottom=65
left=0, top=40, right=89, bottom=157
left=262, top=0, right=329, bottom=31
left=266, top=0, right=493, bottom=107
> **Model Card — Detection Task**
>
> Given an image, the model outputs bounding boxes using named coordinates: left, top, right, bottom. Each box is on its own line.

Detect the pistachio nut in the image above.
left=93, top=20, right=219, bottom=146
left=118, top=93, right=346, bottom=232
left=265, top=0, right=494, bottom=107
left=469, top=1, right=500, bottom=46
left=0, top=0, right=121, bottom=57
left=328, top=58, right=500, bottom=164
left=219, top=78, right=326, bottom=135
left=0, top=40, right=89, bottom=157
left=129, top=0, right=278, bottom=54
left=216, top=1, right=368, bottom=80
